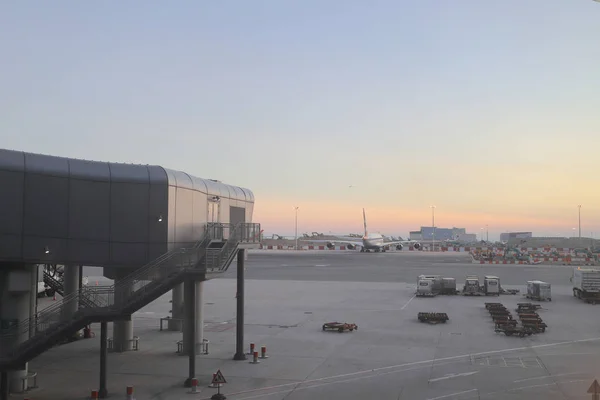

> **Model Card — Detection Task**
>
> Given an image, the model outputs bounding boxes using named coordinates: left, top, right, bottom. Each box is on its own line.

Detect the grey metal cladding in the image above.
left=0, top=169, right=24, bottom=235
left=23, top=173, right=69, bottom=238
left=25, top=152, right=70, bottom=177
left=0, top=149, right=25, bottom=171
left=69, top=158, right=110, bottom=181
left=148, top=165, right=169, bottom=185
left=109, top=162, right=149, bottom=183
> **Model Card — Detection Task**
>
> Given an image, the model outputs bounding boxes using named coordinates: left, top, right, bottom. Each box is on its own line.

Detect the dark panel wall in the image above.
left=0, top=149, right=255, bottom=268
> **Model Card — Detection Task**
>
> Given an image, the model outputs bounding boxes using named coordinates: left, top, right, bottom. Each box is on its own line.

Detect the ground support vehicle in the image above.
left=526, top=280, right=552, bottom=301
left=572, top=268, right=600, bottom=304
left=417, top=312, right=449, bottom=324
left=500, top=287, right=520, bottom=295
left=416, top=275, right=443, bottom=297
left=322, top=322, right=358, bottom=332
left=484, top=276, right=501, bottom=296
left=463, top=275, right=484, bottom=296
left=495, top=325, right=535, bottom=337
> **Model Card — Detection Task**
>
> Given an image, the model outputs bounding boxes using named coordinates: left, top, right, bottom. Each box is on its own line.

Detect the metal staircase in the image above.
left=0, top=222, right=260, bottom=370
left=42, top=270, right=63, bottom=297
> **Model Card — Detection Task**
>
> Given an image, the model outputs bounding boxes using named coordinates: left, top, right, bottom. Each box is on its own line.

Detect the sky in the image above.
left=1, top=1, right=599, bottom=240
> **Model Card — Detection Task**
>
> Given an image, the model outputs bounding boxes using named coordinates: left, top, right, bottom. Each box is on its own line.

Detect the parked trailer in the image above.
left=418, top=312, right=449, bottom=324
left=463, top=275, right=483, bottom=296
left=484, top=275, right=501, bottom=296
left=440, top=278, right=460, bottom=295
left=572, top=268, right=600, bottom=304
left=526, top=280, right=552, bottom=302
left=416, top=275, right=443, bottom=297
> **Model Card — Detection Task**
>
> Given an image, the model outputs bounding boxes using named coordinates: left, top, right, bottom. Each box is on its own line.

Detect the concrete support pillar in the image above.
left=195, top=281, right=204, bottom=351
left=169, top=283, right=184, bottom=331
left=183, top=279, right=196, bottom=387
left=62, top=265, right=80, bottom=338
left=8, top=292, right=29, bottom=393
left=29, top=265, right=38, bottom=339
left=112, top=275, right=134, bottom=352
left=233, top=249, right=246, bottom=360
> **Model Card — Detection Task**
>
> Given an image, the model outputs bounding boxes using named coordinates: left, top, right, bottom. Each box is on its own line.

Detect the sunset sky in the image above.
left=1, top=1, right=599, bottom=240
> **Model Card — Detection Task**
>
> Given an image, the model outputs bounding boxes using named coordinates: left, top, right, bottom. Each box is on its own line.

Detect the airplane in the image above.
left=302, top=208, right=422, bottom=252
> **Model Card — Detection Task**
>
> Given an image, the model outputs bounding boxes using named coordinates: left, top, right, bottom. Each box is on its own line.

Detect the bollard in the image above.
left=91, top=390, right=99, bottom=399
left=191, top=378, right=199, bottom=394
left=248, top=342, right=255, bottom=355
left=126, top=386, right=134, bottom=400
left=250, top=351, right=260, bottom=364
left=260, top=345, right=269, bottom=359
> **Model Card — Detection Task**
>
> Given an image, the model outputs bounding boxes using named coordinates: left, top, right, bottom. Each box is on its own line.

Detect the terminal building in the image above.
left=0, top=149, right=260, bottom=398
left=410, top=227, right=474, bottom=242
left=500, top=232, right=533, bottom=242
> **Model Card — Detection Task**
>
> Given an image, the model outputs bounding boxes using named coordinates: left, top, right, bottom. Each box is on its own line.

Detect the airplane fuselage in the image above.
left=362, top=233, right=385, bottom=249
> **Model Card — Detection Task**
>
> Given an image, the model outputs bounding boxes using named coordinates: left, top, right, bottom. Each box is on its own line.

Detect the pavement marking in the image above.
left=400, top=294, right=416, bottom=310
left=429, top=371, right=479, bottom=383
left=426, top=388, right=478, bottom=400
left=220, top=336, right=600, bottom=399
left=314, top=264, right=330, bottom=267
left=513, top=371, right=586, bottom=383
left=480, top=379, right=587, bottom=397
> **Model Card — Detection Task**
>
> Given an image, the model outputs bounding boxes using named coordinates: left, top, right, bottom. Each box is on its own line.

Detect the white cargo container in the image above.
left=572, top=268, right=600, bottom=304
left=483, top=275, right=500, bottom=296
left=526, top=280, right=552, bottom=301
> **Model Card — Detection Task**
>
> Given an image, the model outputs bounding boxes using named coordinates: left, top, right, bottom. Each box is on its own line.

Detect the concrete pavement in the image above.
left=20, top=251, right=600, bottom=400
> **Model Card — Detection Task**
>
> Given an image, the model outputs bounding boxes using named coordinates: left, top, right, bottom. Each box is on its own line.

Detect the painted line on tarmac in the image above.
left=400, top=294, right=416, bottom=310
left=216, top=336, right=600, bottom=399
left=480, top=379, right=587, bottom=397
left=513, top=371, right=586, bottom=383
left=427, top=388, right=478, bottom=400
left=429, top=371, right=478, bottom=383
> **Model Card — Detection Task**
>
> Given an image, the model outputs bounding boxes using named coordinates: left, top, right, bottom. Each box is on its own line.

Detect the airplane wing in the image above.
left=379, top=240, right=419, bottom=248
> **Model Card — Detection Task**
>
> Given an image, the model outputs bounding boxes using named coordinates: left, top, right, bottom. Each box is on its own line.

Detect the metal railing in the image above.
left=0, top=222, right=260, bottom=362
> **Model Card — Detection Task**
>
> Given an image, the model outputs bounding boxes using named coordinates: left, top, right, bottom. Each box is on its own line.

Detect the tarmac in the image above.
left=21, top=251, right=600, bottom=399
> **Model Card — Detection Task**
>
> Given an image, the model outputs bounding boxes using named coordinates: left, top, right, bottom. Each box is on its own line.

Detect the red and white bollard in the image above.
left=250, top=351, right=260, bottom=364
left=90, top=390, right=99, bottom=400
left=260, top=345, right=269, bottom=359
left=247, top=342, right=255, bottom=355
left=126, top=386, right=134, bottom=400
left=208, top=374, right=222, bottom=388
left=190, top=378, right=199, bottom=394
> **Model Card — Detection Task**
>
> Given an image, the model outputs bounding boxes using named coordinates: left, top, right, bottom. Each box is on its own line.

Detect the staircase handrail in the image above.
left=1, top=224, right=221, bottom=341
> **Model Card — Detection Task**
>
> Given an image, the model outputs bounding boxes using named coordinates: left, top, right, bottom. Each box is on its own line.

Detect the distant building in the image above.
left=410, top=227, right=476, bottom=243
left=500, top=232, right=533, bottom=242
left=457, top=233, right=477, bottom=243
left=409, top=231, right=423, bottom=240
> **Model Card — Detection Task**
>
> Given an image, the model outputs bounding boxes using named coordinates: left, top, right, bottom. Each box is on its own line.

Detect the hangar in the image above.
left=0, top=149, right=260, bottom=398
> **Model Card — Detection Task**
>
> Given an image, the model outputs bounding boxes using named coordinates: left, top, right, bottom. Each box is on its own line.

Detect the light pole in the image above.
left=486, top=224, right=489, bottom=242
left=431, top=205, right=436, bottom=252
left=578, top=205, right=582, bottom=242
left=294, top=206, right=299, bottom=250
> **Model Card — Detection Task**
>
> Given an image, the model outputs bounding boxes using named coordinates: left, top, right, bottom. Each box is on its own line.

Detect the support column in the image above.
left=183, top=279, right=196, bottom=387
left=63, top=265, right=80, bottom=338
left=29, top=265, right=38, bottom=339
left=0, top=372, right=7, bottom=400
left=8, top=292, right=29, bottom=393
left=169, top=283, right=184, bottom=331
left=233, top=249, right=246, bottom=360
left=195, top=281, right=204, bottom=352
left=112, top=275, right=134, bottom=352
left=99, top=322, right=108, bottom=398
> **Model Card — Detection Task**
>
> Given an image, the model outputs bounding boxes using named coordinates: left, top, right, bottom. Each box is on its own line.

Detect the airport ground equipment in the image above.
left=417, top=312, right=449, bottom=324
left=440, top=278, right=460, bottom=295
left=483, top=276, right=500, bottom=296
left=463, top=275, right=484, bottom=296
left=416, top=275, right=443, bottom=297
left=572, top=268, right=600, bottom=304
left=494, top=325, right=535, bottom=337
left=526, top=281, right=552, bottom=301
left=322, top=322, right=358, bottom=332
left=500, top=287, right=520, bottom=295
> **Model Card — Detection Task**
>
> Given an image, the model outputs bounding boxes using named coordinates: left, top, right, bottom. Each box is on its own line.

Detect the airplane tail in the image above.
left=363, top=208, right=368, bottom=237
